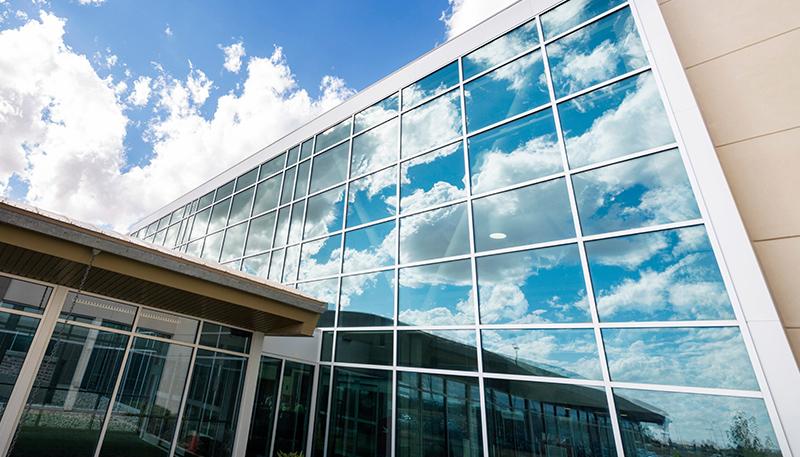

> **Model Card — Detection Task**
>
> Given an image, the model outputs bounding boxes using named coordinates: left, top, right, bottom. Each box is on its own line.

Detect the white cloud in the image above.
left=164, top=25, right=172, bottom=37
left=127, top=75, right=152, bottom=107
left=220, top=41, right=245, bottom=73
left=78, top=0, right=106, bottom=5
left=440, top=0, right=516, bottom=40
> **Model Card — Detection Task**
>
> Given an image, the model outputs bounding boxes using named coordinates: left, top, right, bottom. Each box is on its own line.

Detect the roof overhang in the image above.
left=0, top=199, right=325, bottom=336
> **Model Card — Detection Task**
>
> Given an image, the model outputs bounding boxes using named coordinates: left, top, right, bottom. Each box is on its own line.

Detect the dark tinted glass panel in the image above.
left=0, top=276, right=51, bottom=313
left=310, top=366, right=331, bottom=457
left=98, top=338, right=193, bottom=457
left=298, top=278, right=338, bottom=328
left=548, top=7, right=646, bottom=98
left=245, top=211, right=276, bottom=255
left=208, top=198, right=232, bottom=232
left=541, top=0, right=625, bottom=39
left=336, top=331, right=393, bottom=366
left=260, top=153, right=285, bottom=178
left=135, top=308, right=198, bottom=343
left=477, top=243, right=591, bottom=324
left=175, top=350, right=247, bottom=457
left=468, top=108, right=562, bottom=195
left=199, top=322, right=252, bottom=353
left=301, top=140, right=314, bottom=160
left=220, top=222, right=247, bottom=262
left=485, top=378, right=616, bottom=457
left=399, top=203, right=470, bottom=263
left=340, top=270, right=395, bottom=327
left=585, top=226, right=734, bottom=321
left=463, top=19, right=539, bottom=79
left=465, top=50, right=549, bottom=132
left=198, top=190, right=215, bottom=209
left=253, top=175, right=281, bottom=215
left=0, top=312, right=38, bottom=419
left=401, top=90, right=462, bottom=158
left=12, top=323, right=127, bottom=457
left=61, top=292, right=136, bottom=330
left=310, top=142, right=349, bottom=193
left=355, top=93, right=398, bottom=133
left=273, top=362, right=315, bottom=456
left=396, top=372, right=482, bottom=457
left=400, top=143, right=465, bottom=213
left=281, top=166, right=297, bottom=205
left=343, top=221, right=396, bottom=273
left=403, top=61, right=459, bottom=108
left=245, top=356, right=282, bottom=457
left=305, top=185, right=346, bottom=238
left=228, top=187, right=254, bottom=224
left=294, top=159, right=311, bottom=200
left=215, top=180, right=235, bottom=202
left=398, top=260, right=473, bottom=326
left=299, top=234, right=342, bottom=281
left=473, top=178, right=575, bottom=252
left=604, top=327, right=758, bottom=390
left=614, top=389, right=781, bottom=457
left=321, top=332, right=333, bottom=361
left=397, top=330, right=477, bottom=371
left=560, top=72, right=673, bottom=168
left=316, top=118, right=351, bottom=153
left=236, top=168, right=258, bottom=191
left=328, top=367, right=392, bottom=457
left=347, top=166, right=397, bottom=227
left=482, top=329, right=601, bottom=379
left=351, top=118, right=399, bottom=178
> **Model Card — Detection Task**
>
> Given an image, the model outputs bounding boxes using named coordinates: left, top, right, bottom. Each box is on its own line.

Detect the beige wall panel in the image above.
left=753, top=237, right=800, bottom=328
left=683, top=29, right=800, bottom=147
left=786, top=328, right=800, bottom=364
left=716, top=127, right=800, bottom=241
left=660, top=0, right=800, bottom=68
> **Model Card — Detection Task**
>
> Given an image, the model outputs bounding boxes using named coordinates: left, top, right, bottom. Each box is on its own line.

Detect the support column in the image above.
left=231, top=331, right=265, bottom=457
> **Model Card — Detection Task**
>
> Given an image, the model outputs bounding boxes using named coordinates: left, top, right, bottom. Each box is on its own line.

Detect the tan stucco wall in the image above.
left=658, top=0, right=800, bottom=362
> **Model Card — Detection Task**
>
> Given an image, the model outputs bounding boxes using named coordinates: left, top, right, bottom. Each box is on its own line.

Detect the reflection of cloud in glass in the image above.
left=400, top=143, right=466, bottom=213
left=351, top=118, right=398, bottom=177
left=355, top=93, right=398, bottom=133
left=282, top=244, right=300, bottom=282
left=253, top=175, right=281, bottom=215
left=241, top=253, right=270, bottom=278
left=245, top=211, right=276, bottom=255
left=298, top=278, right=338, bottom=327
left=572, top=149, right=700, bottom=236
left=299, top=234, right=342, bottom=281
left=347, top=166, right=397, bottom=227
left=315, top=118, right=351, bottom=153
left=586, top=226, right=734, bottom=321
left=343, top=220, right=396, bottom=273
left=397, top=329, right=477, bottom=371
left=399, top=260, right=473, bottom=326
left=402, top=61, right=459, bottom=109
left=304, top=186, right=345, bottom=239
left=463, top=19, right=540, bottom=79
left=477, top=244, right=590, bottom=324
left=401, top=90, right=462, bottom=158
left=310, top=141, right=349, bottom=193
left=604, top=327, right=759, bottom=390
left=339, top=270, right=394, bottom=327
left=541, top=0, right=625, bottom=39
left=220, top=222, right=247, bottom=262
left=399, top=203, right=470, bottom=264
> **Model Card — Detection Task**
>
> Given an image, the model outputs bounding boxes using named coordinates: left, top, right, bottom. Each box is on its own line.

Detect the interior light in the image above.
left=489, top=232, right=507, bottom=240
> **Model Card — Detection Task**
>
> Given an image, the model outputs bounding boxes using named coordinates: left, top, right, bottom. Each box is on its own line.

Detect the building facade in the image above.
left=125, top=1, right=800, bottom=457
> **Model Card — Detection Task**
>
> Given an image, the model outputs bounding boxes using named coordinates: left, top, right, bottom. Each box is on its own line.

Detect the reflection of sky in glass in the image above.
left=477, top=244, right=590, bottom=324
left=220, top=222, right=247, bottom=262
left=253, top=175, right=281, bottom=215
left=482, top=329, right=601, bottom=379
left=241, top=253, right=270, bottom=278
left=293, top=159, right=311, bottom=200
left=304, top=186, right=345, bottom=238
left=259, top=153, right=285, bottom=178
left=573, top=149, right=700, bottom=236
left=228, top=187, right=254, bottom=224
left=604, top=327, right=758, bottom=390
left=398, top=259, right=473, bottom=326
left=315, top=118, right=351, bottom=153
left=298, top=278, right=338, bottom=328
left=287, top=145, right=300, bottom=164
left=400, top=143, right=465, bottom=213
left=268, top=248, right=284, bottom=282
left=473, top=178, right=574, bottom=252
left=547, top=7, right=646, bottom=98
left=463, top=19, right=539, bottom=80
left=300, top=140, right=313, bottom=160
left=273, top=206, right=290, bottom=248
left=400, top=203, right=470, bottom=264
left=397, top=330, right=478, bottom=371
left=245, top=211, right=276, bottom=255
left=351, top=118, right=398, bottom=178
left=343, top=220, right=396, bottom=273
left=282, top=244, right=300, bottom=282
left=355, top=94, right=398, bottom=133
left=586, top=225, right=734, bottom=321
left=215, top=180, right=234, bottom=201
left=287, top=200, right=305, bottom=244
left=465, top=50, right=549, bottom=132
left=201, top=230, right=223, bottom=261
left=560, top=72, right=674, bottom=168
left=280, top=166, right=296, bottom=205
left=614, top=389, right=781, bottom=456
left=541, top=0, right=626, bottom=39
left=402, top=61, right=459, bottom=109
left=310, top=142, right=349, bottom=193
left=468, top=108, right=562, bottom=194
left=299, top=234, right=342, bottom=281
left=339, top=270, right=394, bottom=327
left=189, top=208, right=210, bottom=240
left=208, top=198, right=231, bottom=232
left=401, top=90, right=462, bottom=158
left=235, top=168, right=258, bottom=191
left=347, top=166, right=397, bottom=227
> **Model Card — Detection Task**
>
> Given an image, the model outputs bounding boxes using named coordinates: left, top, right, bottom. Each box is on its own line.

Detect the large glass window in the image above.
left=402, top=61, right=459, bottom=109
left=397, top=330, right=477, bottom=372
left=0, top=277, right=50, bottom=314
left=355, top=94, right=398, bottom=134
left=462, top=19, right=539, bottom=79
left=135, top=309, right=198, bottom=344
left=315, top=118, right=351, bottom=153
left=198, top=322, right=251, bottom=353
left=310, top=366, right=331, bottom=457
left=343, top=221, right=396, bottom=273
left=298, top=278, right=338, bottom=328
left=220, top=222, right=247, bottom=262
left=245, top=211, right=276, bottom=255
left=351, top=118, right=398, bottom=177
left=208, top=198, right=232, bottom=233
left=305, top=185, right=346, bottom=238
left=328, top=367, right=392, bottom=457
left=62, top=292, right=137, bottom=331
left=541, top=0, right=626, bottom=39
left=398, top=260, right=473, bottom=326
left=335, top=331, right=393, bottom=366
left=273, top=362, right=315, bottom=456
left=228, top=187, right=255, bottom=225
left=245, top=356, right=282, bottom=457
left=347, top=166, right=397, bottom=227
left=339, top=270, right=395, bottom=327
left=253, top=175, right=281, bottom=215
left=401, top=90, right=462, bottom=159
left=201, top=230, right=224, bottom=262
left=399, top=203, right=470, bottom=264
left=400, top=143, right=465, bottom=214
left=294, top=159, right=311, bottom=200
left=288, top=200, right=306, bottom=244
left=260, top=153, right=286, bottom=178
left=299, top=234, right=342, bottom=281
left=310, top=142, right=349, bottom=194
left=0, top=312, right=39, bottom=419
left=281, top=166, right=297, bottom=205
left=190, top=207, right=211, bottom=240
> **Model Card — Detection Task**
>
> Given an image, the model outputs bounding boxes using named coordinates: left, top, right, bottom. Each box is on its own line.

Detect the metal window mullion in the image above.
left=168, top=344, right=200, bottom=457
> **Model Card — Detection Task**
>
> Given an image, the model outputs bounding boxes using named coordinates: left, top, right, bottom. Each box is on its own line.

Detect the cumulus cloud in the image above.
left=440, top=0, right=517, bottom=40
left=78, top=0, right=106, bottom=5
left=220, top=41, right=245, bottom=73
left=127, top=75, right=152, bottom=106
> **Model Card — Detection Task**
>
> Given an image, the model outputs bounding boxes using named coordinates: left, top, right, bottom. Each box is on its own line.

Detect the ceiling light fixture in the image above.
left=489, top=232, right=507, bottom=240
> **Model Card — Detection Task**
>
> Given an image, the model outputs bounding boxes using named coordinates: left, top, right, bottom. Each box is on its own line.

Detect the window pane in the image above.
left=547, top=7, right=646, bottom=98
left=14, top=323, right=127, bottom=456
left=482, top=329, right=601, bottom=379
left=175, top=350, right=247, bottom=457
left=542, top=0, right=625, bottom=39
left=208, top=198, right=232, bottom=232
left=268, top=248, right=285, bottom=282
left=298, top=278, right=338, bottom=328
left=273, top=362, right=315, bottom=456
left=397, top=330, right=477, bottom=371
left=310, top=366, right=331, bottom=457
left=165, top=223, right=180, bottom=247
left=305, top=185, right=345, bottom=238
left=190, top=207, right=211, bottom=240
left=299, top=234, right=342, bottom=281
left=351, top=118, right=399, bottom=177
left=98, top=338, right=193, bottom=457
left=400, top=142, right=465, bottom=213
left=328, top=367, right=392, bottom=457
left=294, top=159, right=311, bottom=200
left=0, top=312, right=38, bottom=419
left=321, top=332, right=333, bottom=362
left=396, top=372, right=483, bottom=457
left=260, top=153, right=285, bottom=178
left=220, top=222, right=247, bottom=262
left=253, top=174, right=281, bottom=215
left=242, top=253, right=271, bottom=278
left=347, top=166, right=397, bottom=227
left=573, top=149, right=700, bottom=235
left=201, top=230, right=224, bottom=261
left=315, top=118, right=351, bottom=153
left=585, top=225, right=734, bottom=321
left=245, top=211, right=276, bottom=255
left=229, top=187, right=255, bottom=224
left=560, top=72, right=673, bottom=168
left=336, top=331, right=393, bottom=366
left=463, top=19, right=540, bottom=79
left=198, top=190, right=215, bottom=209
left=288, top=200, right=306, bottom=244
left=236, top=167, right=258, bottom=191
left=301, top=139, right=313, bottom=160
left=485, top=378, right=616, bottom=457
left=310, top=141, right=349, bottom=193
left=614, top=389, right=781, bottom=457
left=273, top=206, right=291, bottom=248
left=343, top=220, right=396, bottom=273
left=339, top=270, right=395, bottom=327
left=465, top=50, right=549, bottom=132
left=477, top=243, right=591, bottom=324
left=398, top=259, right=474, bottom=326
left=468, top=108, right=562, bottom=195
left=355, top=93, right=398, bottom=133
left=61, top=292, right=137, bottom=331
left=604, top=327, right=758, bottom=390
left=135, top=308, right=198, bottom=343
left=199, top=322, right=252, bottom=353
left=403, top=61, right=459, bottom=109
left=287, top=145, right=300, bottom=164
left=186, top=239, right=203, bottom=257
left=401, top=90, right=462, bottom=158
left=281, top=166, right=297, bottom=205
left=473, top=178, right=574, bottom=252
left=245, top=356, right=282, bottom=457
left=0, top=276, right=51, bottom=313
left=283, top=244, right=300, bottom=282
left=399, top=203, right=470, bottom=263
left=215, top=180, right=235, bottom=202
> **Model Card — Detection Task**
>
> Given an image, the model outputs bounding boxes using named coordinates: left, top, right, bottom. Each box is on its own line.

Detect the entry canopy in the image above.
left=0, top=199, right=324, bottom=335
